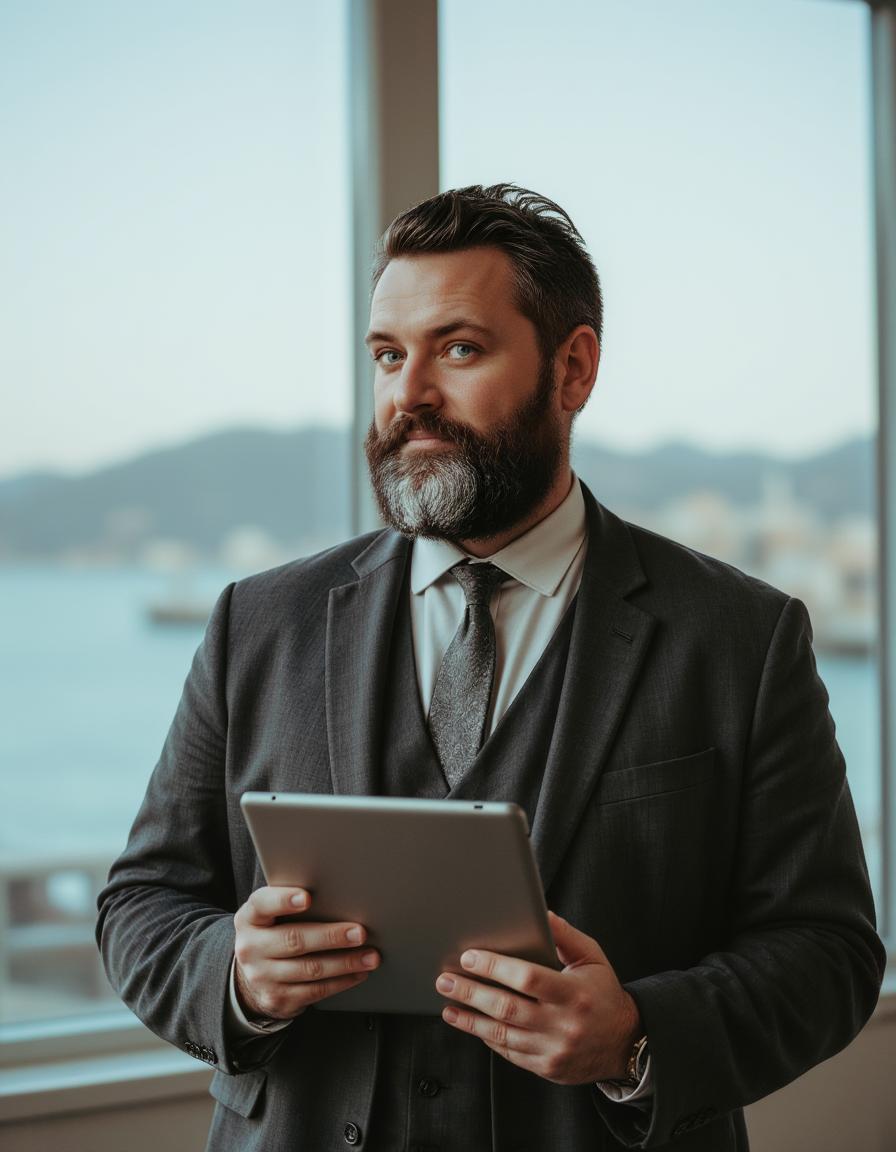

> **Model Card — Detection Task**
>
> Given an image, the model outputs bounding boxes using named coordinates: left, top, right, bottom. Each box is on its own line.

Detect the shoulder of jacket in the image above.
left=622, top=516, right=790, bottom=619
left=227, top=528, right=393, bottom=608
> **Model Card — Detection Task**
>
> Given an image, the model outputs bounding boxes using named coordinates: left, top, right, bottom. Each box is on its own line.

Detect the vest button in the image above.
left=417, top=1078, right=442, bottom=1097
left=343, top=1121, right=362, bottom=1145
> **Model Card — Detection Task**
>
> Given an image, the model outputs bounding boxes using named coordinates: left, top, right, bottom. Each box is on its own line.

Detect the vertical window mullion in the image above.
left=870, top=0, right=896, bottom=946
left=348, top=0, right=440, bottom=535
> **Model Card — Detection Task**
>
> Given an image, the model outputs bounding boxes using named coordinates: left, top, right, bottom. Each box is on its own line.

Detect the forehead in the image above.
left=368, top=247, right=521, bottom=333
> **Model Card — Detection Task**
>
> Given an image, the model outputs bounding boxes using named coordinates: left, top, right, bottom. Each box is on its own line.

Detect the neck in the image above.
left=458, top=466, right=574, bottom=558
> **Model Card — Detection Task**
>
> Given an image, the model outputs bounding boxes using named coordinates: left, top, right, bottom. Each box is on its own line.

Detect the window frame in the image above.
left=871, top=0, right=896, bottom=948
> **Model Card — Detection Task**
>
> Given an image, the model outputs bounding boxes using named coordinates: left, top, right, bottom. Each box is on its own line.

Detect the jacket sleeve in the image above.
left=96, top=583, right=286, bottom=1074
left=592, top=596, right=886, bottom=1148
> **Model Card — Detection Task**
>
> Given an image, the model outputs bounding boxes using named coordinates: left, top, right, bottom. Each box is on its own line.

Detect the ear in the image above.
left=555, top=325, right=599, bottom=414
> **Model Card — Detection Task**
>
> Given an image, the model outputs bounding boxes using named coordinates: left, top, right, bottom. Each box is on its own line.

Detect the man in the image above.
left=98, top=184, right=884, bottom=1151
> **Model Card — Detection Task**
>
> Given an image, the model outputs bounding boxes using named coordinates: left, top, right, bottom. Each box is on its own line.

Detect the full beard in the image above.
left=364, top=366, right=563, bottom=542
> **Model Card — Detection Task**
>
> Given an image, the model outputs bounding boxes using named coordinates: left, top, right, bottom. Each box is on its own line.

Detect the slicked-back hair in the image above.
left=372, top=183, right=603, bottom=359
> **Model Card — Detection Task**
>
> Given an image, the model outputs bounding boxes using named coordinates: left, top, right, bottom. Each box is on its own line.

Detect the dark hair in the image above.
left=372, top=183, right=603, bottom=358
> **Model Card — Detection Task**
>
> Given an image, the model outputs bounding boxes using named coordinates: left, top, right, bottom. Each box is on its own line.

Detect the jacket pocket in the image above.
left=596, top=747, right=715, bottom=805
left=209, top=1068, right=266, bottom=1118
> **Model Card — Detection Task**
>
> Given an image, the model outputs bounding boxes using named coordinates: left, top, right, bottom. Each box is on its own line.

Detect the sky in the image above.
left=441, top=0, right=876, bottom=459
left=0, top=0, right=876, bottom=479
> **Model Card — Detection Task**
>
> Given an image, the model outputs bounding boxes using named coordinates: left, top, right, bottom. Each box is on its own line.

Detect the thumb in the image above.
left=548, top=910, right=607, bottom=969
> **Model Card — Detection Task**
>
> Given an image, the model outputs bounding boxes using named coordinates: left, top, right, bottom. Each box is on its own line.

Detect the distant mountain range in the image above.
left=0, top=426, right=875, bottom=561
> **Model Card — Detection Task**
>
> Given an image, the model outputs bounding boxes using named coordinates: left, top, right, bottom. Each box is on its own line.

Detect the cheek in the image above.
left=372, top=385, right=393, bottom=430
left=465, top=388, right=523, bottom=428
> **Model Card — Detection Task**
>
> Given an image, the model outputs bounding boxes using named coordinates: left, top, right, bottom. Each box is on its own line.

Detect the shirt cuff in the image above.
left=227, top=958, right=292, bottom=1038
left=595, top=1055, right=653, bottom=1104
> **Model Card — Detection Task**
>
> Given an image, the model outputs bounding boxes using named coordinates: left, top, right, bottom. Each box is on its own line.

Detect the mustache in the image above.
left=375, top=413, right=476, bottom=455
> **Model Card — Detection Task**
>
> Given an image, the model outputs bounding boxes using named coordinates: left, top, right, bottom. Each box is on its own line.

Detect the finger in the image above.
left=258, top=970, right=371, bottom=1018
left=547, top=911, right=607, bottom=969
left=268, top=919, right=369, bottom=960
left=436, top=972, right=540, bottom=1031
left=271, top=947, right=380, bottom=984
left=241, top=886, right=311, bottom=925
left=441, top=1003, right=541, bottom=1056
left=293, top=971, right=372, bottom=1009
left=457, top=949, right=563, bottom=1005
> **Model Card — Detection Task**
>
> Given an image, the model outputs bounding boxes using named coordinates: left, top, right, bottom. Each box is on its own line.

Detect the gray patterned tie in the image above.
left=428, top=561, right=505, bottom=788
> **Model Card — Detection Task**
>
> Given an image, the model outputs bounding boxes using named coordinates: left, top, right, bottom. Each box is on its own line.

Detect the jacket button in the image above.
left=343, top=1122, right=362, bottom=1145
left=365, top=1015, right=376, bottom=1031
left=418, top=1078, right=441, bottom=1097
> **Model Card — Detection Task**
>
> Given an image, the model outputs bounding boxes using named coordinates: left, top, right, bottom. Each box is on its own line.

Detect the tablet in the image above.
left=240, top=792, right=559, bottom=1015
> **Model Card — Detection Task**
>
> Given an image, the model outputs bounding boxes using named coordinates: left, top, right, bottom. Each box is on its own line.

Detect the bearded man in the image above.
left=97, top=184, right=884, bottom=1152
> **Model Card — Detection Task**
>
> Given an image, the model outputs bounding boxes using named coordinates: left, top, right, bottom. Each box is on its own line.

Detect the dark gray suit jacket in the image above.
left=97, top=488, right=885, bottom=1150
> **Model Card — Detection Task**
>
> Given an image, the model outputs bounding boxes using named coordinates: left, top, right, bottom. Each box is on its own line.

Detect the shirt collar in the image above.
left=410, top=475, right=587, bottom=598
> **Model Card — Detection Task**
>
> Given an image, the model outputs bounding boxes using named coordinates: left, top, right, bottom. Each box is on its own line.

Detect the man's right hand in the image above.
left=233, top=886, right=380, bottom=1022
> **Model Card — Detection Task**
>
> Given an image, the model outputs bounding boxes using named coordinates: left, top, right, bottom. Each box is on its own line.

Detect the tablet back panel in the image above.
left=240, top=793, right=557, bottom=1015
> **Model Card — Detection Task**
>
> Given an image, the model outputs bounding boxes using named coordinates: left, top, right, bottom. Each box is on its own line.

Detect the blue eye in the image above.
left=448, top=343, right=475, bottom=360
left=375, top=349, right=403, bottom=366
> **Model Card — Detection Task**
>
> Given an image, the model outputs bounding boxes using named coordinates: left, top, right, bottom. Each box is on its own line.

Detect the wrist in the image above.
left=234, top=959, right=293, bottom=1026
left=610, top=992, right=645, bottom=1080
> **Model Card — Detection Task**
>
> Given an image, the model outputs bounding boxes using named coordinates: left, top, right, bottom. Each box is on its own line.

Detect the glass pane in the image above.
left=441, top=0, right=880, bottom=897
left=0, top=0, right=351, bottom=1028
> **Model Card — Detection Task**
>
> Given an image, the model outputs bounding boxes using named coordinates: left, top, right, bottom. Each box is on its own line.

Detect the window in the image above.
left=441, top=0, right=882, bottom=903
left=2, top=0, right=891, bottom=1105
left=0, top=0, right=351, bottom=1034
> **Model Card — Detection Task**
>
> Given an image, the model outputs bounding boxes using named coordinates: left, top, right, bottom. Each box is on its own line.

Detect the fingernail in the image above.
left=436, top=975, right=455, bottom=993
left=290, top=893, right=307, bottom=908
left=361, top=950, right=378, bottom=968
left=460, top=951, right=477, bottom=969
left=443, top=1006, right=459, bottom=1023
left=346, top=926, right=363, bottom=944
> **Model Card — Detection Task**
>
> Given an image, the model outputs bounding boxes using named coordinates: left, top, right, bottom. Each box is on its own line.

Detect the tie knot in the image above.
left=450, top=561, right=505, bottom=606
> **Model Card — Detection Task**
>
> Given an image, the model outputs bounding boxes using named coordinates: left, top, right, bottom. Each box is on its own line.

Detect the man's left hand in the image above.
left=436, top=910, right=642, bottom=1085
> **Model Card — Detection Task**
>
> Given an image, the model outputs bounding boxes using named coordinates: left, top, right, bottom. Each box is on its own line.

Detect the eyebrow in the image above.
left=364, top=319, right=493, bottom=347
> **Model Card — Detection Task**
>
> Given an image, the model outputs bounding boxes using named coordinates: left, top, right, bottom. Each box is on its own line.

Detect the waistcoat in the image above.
left=365, top=565, right=578, bottom=1152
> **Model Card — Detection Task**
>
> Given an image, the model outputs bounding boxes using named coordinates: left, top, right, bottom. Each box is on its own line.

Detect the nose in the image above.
left=390, top=354, right=442, bottom=417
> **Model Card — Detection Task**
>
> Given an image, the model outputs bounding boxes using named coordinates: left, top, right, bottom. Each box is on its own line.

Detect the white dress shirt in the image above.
left=228, top=475, right=651, bottom=1103
left=409, top=473, right=586, bottom=735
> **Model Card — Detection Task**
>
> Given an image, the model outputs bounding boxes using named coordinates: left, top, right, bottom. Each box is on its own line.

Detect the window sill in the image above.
left=2, top=983, right=895, bottom=1127
left=0, top=1044, right=212, bottom=1123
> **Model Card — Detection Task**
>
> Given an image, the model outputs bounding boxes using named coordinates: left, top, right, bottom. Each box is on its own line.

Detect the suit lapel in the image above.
left=325, top=529, right=410, bottom=796
left=532, top=487, right=656, bottom=893
left=323, top=489, right=653, bottom=872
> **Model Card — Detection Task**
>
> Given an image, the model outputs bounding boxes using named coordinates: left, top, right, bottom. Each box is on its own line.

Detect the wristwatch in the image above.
left=623, top=1034, right=649, bottom=1086
left=602, top=1034, right=649, bottom=1089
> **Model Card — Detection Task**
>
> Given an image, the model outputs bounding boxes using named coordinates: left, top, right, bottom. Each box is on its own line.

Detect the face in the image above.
left=364, top=248, right=566, bottom=542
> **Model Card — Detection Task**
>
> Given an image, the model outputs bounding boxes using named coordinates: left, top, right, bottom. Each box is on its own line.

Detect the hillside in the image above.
left=0, top=426, right=875, bottom=560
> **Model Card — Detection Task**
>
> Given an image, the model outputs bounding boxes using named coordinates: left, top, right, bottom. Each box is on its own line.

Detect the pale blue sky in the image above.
left=441, top=0, right=876, bottom=458
left=1, top=0, right=351, bottom=477
left=0, top=0, right=875, bottom=477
